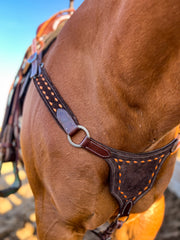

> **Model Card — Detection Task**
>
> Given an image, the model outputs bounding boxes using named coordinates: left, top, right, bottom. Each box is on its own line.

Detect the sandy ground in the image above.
left=0, top=163, right=179, bottom=240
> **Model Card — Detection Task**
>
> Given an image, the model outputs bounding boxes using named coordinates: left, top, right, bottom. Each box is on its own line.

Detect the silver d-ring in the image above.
left=67, top=125, right=90, bottom=148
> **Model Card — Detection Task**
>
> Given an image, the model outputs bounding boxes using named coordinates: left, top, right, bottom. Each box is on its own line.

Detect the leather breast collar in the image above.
left=31, top=57, right=180, bottom=227
left=2, top=8, right=179, bottom=239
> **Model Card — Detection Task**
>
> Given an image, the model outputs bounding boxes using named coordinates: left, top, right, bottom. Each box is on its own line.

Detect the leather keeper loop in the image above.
left=81, top=137, right=111, bottom=159
left=57, top=108, right=78, bottom=135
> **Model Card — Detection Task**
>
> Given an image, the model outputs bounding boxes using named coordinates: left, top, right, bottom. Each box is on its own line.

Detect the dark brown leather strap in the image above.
left=92, top=216, right=124, bottom=240
left=0, top=81, right=22, bottom=197
left=33, top=64, right=79, bottom=135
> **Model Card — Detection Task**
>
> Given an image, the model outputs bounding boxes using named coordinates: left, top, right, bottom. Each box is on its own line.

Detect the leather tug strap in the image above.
left=32, top=60, right=179, bottom=239
left=0, top=78, right=22, bottom=197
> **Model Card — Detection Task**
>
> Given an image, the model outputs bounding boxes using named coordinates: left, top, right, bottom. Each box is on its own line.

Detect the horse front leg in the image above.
left=114, top=195, right=165, bottom=240
left=36, top=212, right=85, bottom=240
left=29, top=181, right=86, bottom=240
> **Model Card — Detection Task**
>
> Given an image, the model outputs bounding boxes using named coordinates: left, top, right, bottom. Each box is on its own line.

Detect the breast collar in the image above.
left=30, top=53, right=180, bottom=239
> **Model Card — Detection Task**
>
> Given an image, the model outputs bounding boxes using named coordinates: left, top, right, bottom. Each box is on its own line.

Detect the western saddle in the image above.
left=0, top=8, right=75, bottom=197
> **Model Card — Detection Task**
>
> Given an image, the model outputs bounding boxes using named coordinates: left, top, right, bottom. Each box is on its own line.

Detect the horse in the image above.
left=20, top=0, right=180, bottom=239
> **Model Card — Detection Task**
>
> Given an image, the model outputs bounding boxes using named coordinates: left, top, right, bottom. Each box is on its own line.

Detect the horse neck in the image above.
left=45, top=0, right=180, bottom=152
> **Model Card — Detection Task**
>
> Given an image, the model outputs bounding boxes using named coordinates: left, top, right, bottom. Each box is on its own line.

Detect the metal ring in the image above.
left=67, top=125, right=90, bottom=148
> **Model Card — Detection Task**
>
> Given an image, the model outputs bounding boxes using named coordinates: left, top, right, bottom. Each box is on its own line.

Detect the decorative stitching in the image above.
left=36, top=76, right=64, bottom=114
left=115, top=154, right=166, bottom=202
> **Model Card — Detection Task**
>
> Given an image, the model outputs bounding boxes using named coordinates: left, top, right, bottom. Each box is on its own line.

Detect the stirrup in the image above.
left=0, top=161, right=21, bottom=197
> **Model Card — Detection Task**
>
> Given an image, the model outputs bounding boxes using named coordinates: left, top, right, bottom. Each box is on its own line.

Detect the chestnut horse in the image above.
left=21, top=0, right=180, bottom=239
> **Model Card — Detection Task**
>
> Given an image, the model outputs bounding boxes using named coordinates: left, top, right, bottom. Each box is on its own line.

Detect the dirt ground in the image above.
left=0, top=163, right=179, bottom=240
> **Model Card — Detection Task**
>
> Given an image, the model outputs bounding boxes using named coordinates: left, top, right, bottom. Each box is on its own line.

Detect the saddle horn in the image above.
left=69, top=0, right=74, bottom=9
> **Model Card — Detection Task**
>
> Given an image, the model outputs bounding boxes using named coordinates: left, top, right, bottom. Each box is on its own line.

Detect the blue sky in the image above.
left=0, top=0, right=84, bottom=125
